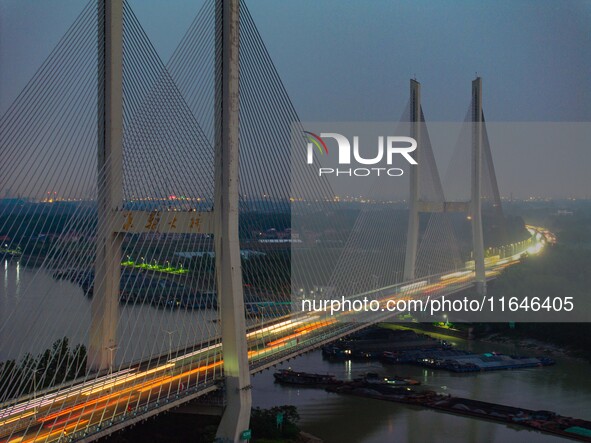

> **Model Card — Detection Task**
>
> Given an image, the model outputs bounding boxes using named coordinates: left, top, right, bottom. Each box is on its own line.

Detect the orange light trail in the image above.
left=39, top=379, right=161, bottom=423
left=0, top=411, right=35, bottom=427
left=17, top=419, right=89, bottom=443
left=266, top=321, right=332, bottom=347
left=83, top=364, right=174, bottom=395
left=294, top=319, right=337, bottom=333
left=43, top=396, right=136, bottom=429
left=138, top=361, right=222, bottom=394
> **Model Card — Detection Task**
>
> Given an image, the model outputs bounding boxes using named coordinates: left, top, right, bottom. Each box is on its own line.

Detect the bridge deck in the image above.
left=0, top=238, right=543, bottom=443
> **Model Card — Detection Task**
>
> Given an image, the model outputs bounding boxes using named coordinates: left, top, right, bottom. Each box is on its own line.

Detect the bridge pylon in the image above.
left=471, top=77, right=486, bottom=295
left=89, top=0, right=124, bottom=373
left=214, top=0, right=252, bottom=441
left=403, top=80, right=421, bottom=282
left=403, top=78, right=488, bottom=295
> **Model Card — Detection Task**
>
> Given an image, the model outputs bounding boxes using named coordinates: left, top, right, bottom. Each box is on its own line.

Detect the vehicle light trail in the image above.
left=0, top=227, right=549, bottom=443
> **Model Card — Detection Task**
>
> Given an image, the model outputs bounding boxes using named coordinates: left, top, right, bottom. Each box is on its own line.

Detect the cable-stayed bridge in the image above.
left=0, top=1, right=544, bottom=442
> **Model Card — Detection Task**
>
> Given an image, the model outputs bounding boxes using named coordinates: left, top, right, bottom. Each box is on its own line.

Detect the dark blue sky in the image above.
left=1, top=0, right=590, bottom=197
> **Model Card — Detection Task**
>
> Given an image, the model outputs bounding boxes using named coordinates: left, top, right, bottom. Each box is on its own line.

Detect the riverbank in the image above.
left=380, top=322, right=472, bottom=340
left=481, top=331, right=590, bottom=362
left=99, top=408, right=323, bottom=443
left=385, top=322, right=590, bottom=363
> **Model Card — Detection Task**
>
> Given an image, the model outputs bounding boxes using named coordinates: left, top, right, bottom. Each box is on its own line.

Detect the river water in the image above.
left=251, top=339, right=591, bottom=442
left=0, top=260, right=219, bottom=364
left=2, top=260, right=590, bottom=442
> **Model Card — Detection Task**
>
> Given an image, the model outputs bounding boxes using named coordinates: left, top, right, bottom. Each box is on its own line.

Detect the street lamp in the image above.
left=260, top=306, right=265, bottom=328
left=371, top=274, right=379, bottom=288
left=164, top=330, right=175, bottom=365
left=107, top=345, right=118, bottom=374
left=27, top=366, right=44, bottom=399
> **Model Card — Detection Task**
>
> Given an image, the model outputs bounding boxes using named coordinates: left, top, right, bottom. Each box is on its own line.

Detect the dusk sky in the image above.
left=1, top=0, right=590, bottom=198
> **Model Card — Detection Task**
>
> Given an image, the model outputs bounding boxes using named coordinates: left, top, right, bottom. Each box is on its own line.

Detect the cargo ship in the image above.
left=326, top=382, right=591, bottom=442
left=364, top=372, right=420, bottom=386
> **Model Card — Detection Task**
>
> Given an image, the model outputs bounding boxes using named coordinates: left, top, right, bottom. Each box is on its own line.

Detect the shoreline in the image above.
left=480, top=332, right=589, bottom=363
left=384, top=322, right=589, bottom=363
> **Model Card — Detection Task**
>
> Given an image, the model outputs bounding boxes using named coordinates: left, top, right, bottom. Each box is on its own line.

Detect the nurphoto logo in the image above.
left=304, top=131, right=417, bottom=177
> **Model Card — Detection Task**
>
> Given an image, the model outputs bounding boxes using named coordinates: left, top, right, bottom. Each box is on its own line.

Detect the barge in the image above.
left=326, top=382, right=591, bottom=442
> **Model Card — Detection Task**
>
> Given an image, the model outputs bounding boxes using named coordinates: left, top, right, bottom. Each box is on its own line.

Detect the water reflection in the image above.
left=0, top=261, right=217, bottom=364
left=345, top=359, right=352, bottom=380
left=251, top=340, right=591, bottom=442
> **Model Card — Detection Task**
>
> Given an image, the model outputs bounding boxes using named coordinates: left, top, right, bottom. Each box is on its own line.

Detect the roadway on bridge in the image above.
left=0, top=227, right=547, bottom=443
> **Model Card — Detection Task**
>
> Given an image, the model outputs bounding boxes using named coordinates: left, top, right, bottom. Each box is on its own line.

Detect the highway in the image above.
left=0, top=227, right=548, bottom=443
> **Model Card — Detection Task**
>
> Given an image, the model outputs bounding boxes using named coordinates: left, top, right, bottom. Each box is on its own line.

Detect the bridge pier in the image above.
left=214, top=0, right=252, bottom=441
